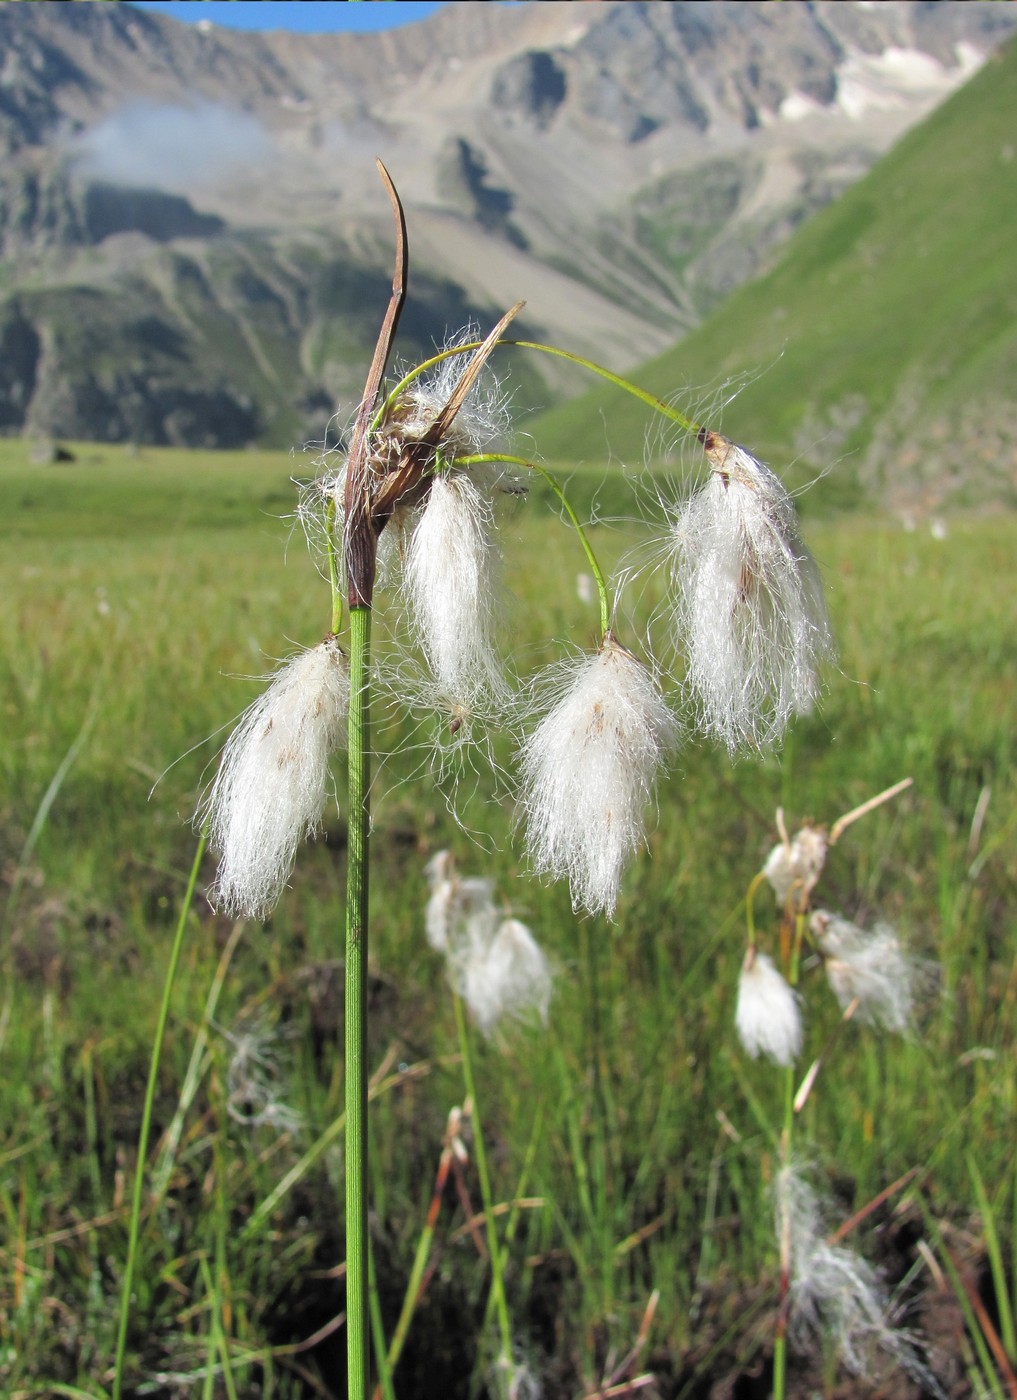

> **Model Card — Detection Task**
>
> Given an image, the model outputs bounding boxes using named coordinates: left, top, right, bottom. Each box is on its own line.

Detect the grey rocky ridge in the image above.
left=0, top=0, right=1013, bottom=448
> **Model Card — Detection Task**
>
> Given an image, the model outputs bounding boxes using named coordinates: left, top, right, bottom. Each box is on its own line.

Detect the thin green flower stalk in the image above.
left=112, top=833, right=205, bottom=1400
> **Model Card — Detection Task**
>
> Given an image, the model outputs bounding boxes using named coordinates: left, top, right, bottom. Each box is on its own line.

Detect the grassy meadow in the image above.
left=1, top=435, right=1016, bottom=1398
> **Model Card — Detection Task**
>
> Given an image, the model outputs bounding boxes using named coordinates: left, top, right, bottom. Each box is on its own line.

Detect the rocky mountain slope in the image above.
left=533, top=31, right=1017, bottom=515
left=0, top=0, right=1014, bottom=448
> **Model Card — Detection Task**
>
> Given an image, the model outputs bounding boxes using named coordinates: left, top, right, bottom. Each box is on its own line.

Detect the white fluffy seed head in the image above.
left=811, top=910, right=935, bottom=1034
left=404, top=471, right=506, bottom=704
left=200, top=637, right=349, bottom=920
left=776, top=1164, right=931, bottom=1383
left=668, top=437, right=833, bottom=753
left=763, top=824, right=829, bottom=909
left=389, top=329, right=513, bottom=456
left=518, top=635, right=678, bottom=917
left=460, top=917, right=552, bottom=1036
left=223, top=1018, right=302, bottom=1135
left=425, top=862, right=497, bottom=955
left=735, top=948, right=803, bottom=1066
left=424, top=852, right=552, bottom=1036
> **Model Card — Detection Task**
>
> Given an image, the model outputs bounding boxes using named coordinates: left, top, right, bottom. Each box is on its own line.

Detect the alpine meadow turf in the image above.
left=1, top=437, right=1015, bottom=1395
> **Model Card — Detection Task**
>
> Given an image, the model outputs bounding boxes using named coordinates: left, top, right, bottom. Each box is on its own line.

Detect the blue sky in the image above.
left=131, top=2, right=450, bottom=34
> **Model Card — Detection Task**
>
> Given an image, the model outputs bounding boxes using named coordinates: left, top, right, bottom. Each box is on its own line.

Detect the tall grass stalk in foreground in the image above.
left=197, top=161, right=833, bottom=1395
left=112, top=835, right=206, bottom=1400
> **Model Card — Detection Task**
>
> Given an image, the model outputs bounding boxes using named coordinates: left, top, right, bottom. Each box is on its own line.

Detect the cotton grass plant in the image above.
left=734, top=778, right=942, bottom=1395
left=134, top=163, right=836, bottom=1397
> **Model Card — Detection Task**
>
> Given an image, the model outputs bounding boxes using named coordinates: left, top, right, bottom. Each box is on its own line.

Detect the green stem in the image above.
left=368, top=1235, right=396, bottom=1400
left=112, top=834, right=206, bottom=1400
left=744, top=872, right=768, bottom=951
left=511, top=340, right=703, bottom=437
left=378, top=341, right=703, bottom=442
left=346, top=604, right=372, bottom=1400
left=773, top=909, right=808, bottom=1400
left=453, top=992, right=513, bottom=1390
left=456, top=452, right=611, bottom=640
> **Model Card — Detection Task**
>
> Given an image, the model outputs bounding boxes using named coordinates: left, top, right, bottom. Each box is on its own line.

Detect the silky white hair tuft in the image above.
left=811, top=910, right=936, bottom=1034
left=405, top=470, right=506, bottom=704
left=201, top=637, right=349, bottom=920
left=518, top=636, right=678, bottom=917
left=668, top=437, right=833, bottom=753
left=424, top=852, right=551, bottom=1036
left=735, top=949, right=803, bottom=1066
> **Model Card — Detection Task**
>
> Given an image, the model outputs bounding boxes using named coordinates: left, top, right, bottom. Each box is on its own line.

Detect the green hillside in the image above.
left=528, top=36, right=1017, bottom=513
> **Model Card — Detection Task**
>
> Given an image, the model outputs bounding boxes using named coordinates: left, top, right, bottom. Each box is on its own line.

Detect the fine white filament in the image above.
left=776, top=1165, right=931, bottom=1383
left=519, top=636, right=677, bottom=917
left=202, top=638, right=349, bottom=919
left=810, top=910, right=934, bottom=1034
left=670, top=438, right=832, bottom=752
left=405, top=471, right=505, bottom=704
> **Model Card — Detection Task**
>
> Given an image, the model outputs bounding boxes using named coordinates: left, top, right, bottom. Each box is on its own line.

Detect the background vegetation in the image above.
left=1, top=433, right=1014, bottom=1397
left=531, top=35, right=1017, bottom=515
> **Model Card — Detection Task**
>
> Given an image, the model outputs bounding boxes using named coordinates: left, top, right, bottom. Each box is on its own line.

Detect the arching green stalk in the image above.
left=511, top=339, right=703, bottom=437
left=112, top=834, right=206, bottom=1400
left=378, top=340, right=704, bottom=442
left=455, top=452, right=612, bottom=641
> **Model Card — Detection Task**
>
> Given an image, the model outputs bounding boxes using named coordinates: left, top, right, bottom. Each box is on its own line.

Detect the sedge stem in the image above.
left=377, top=340, right=704, bottom=442
left=112, top=834, right=206, bottom=1400
left=456, top=453, right=611, bottom=640
left=346, top=604, right=372, bottom=1400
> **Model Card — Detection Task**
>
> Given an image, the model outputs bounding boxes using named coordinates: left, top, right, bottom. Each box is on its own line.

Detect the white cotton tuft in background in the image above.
left=811, top=909, right=936, bottom=1034
left=518, top=636, right=677, bottom=917
left=668, top=438, right=833, bottom=753
left=200, top=637, right=349, bottom=920
left=424, top=851, right=552, bottom=1036
left=459, top=917, right=552, bottom=1036
left=735, top=949, right=803, bottom=1066
left=776, top=1164, right=935, bottom=1386
left=763, top=823, right=829, bottom=908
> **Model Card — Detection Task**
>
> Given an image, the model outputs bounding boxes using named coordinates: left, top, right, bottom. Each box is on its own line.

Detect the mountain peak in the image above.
left=0, top=0, right=1013, bottom=450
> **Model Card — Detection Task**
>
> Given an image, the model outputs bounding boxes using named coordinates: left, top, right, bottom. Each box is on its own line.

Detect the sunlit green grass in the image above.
left=1, top=439, right=1015, bottom=1396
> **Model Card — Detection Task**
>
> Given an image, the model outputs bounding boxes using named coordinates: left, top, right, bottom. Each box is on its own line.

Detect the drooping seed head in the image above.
left=423, top=853, right=552, bottom=1036
left=200, top=637, right=349, bottom=919
left=518, top=635, right=678, bottom=917
left=810, top=910, right=936, bottom=1035
left=735, top=948, right=803, bottom=1066
left=763, top=823, right=829, bottom=910
left=668, top=435, right=833, bottom=753
left=404, top=470, right=506, bottom=704
left=776, top=1163, right=935, bottom=1385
